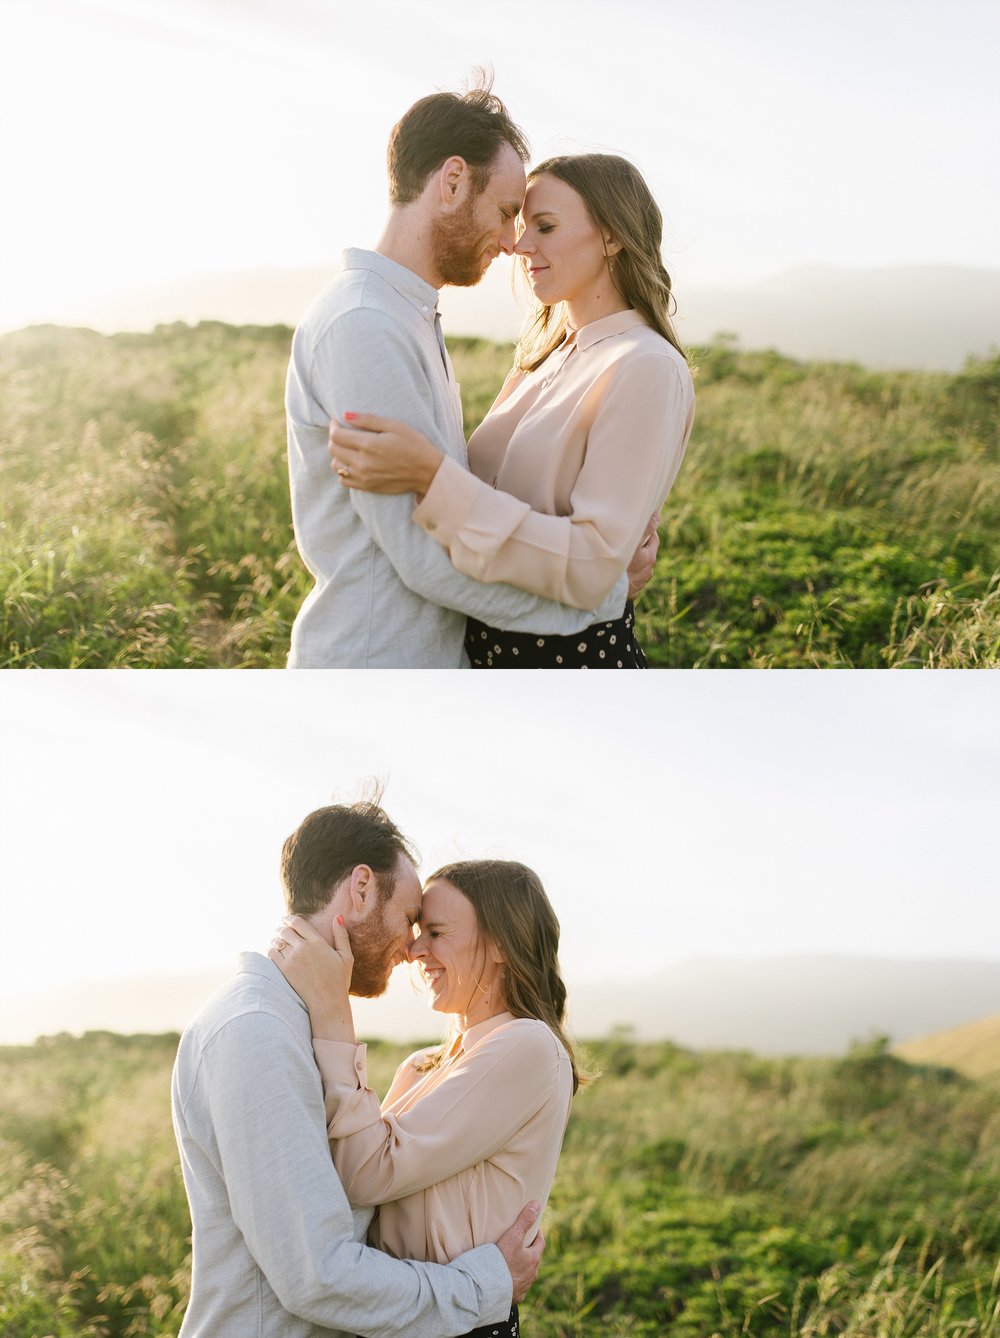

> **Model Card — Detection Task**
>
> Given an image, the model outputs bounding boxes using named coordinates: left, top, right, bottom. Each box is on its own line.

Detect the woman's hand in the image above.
left=269, top=914, right=357, bottom=1044
left=328, top=413, right=444, bottom=496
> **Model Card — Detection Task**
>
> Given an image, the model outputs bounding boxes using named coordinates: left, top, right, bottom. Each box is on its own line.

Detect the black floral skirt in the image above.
left=465, top=600, right=646, bottom=669
left=463, top=1305, right=520, bottom=1337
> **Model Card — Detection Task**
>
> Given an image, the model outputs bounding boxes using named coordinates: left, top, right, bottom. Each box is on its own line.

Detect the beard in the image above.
left=347, top=899, right=398, bottom=998
left=431, top=199, right=493, bottom=288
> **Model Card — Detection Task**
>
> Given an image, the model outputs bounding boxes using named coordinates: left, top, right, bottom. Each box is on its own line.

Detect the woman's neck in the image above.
left=565, top=280, right=629, bottom=332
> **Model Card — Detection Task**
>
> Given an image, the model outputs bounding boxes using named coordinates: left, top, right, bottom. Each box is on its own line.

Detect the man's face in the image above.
left=348, top=854, right=422, bottom=998
left=432, top=143, right=527, bottom=288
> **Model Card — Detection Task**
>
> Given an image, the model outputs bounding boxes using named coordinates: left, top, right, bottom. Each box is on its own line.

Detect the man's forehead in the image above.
left=490, top=143, right=527, bottom=204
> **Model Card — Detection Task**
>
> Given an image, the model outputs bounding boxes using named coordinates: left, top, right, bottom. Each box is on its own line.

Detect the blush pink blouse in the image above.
left=410, top=309, right=695, bottom=610
left=313, top=1013, right=574, bottom=1265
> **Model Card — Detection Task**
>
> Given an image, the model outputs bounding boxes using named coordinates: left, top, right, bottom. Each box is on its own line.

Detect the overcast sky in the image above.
left=1, top=670, right=997, bottom=1042
left=2, top=0, right=998, bottom=334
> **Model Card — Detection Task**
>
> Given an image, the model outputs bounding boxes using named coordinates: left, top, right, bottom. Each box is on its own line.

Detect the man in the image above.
left=285, top=77, right=628, bottom=667
left=172, top=799, right=542, bottom=1336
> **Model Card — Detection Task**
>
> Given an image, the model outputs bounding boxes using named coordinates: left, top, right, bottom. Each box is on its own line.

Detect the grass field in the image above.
left=1, top=322, right=997, bottom=667
left=2, top=1029, right=998, bottom=1336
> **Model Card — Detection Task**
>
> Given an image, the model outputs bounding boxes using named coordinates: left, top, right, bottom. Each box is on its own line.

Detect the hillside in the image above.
left=895, top=1012, right=1000, bottom=1080
left=2, top=1031, right=998, bottom=1336
left=2, top=323, right=998, bottom=668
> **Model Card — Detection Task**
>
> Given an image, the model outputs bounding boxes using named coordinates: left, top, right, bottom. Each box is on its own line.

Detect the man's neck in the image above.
left=374, top=208, right=441, bottom=289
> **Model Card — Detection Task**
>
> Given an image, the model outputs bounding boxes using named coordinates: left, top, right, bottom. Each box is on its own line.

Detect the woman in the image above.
left=271, top=861, right=580, bottom=1338
left=328, top=153, right=695, bottom=668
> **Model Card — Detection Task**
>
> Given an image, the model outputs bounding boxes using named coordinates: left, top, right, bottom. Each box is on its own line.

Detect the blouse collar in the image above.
left=573, top=308, right=649, bottom=352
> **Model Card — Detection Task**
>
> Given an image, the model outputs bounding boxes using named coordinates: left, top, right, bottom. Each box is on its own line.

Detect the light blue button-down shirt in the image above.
left=286, top=249, right=624, bottom=667
left=171, top=953, right=512, bottom=1336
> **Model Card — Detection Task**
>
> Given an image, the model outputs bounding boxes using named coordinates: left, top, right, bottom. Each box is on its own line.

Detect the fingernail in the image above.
left=344, top=412, right=357, bottom=421
left=336, top=915, right=344, bottom=925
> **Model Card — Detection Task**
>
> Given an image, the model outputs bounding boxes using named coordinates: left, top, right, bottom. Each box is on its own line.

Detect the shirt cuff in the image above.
left=411, top=455, right=484, bottom=546
left=313, top=1038, right=368, bottom=1090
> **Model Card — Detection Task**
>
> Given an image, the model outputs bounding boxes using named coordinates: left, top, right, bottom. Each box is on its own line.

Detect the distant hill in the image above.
left=18, top=262, right=998, bottom=372
left=895, top=1013, right=1000, bottom=1079
left=570, top=956, right=1000, bottom=1055
left=678, top=265, right=1000, bottom=372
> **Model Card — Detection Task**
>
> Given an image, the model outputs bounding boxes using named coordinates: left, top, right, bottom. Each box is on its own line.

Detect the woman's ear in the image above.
left=605, top=234, right=623, bottom=257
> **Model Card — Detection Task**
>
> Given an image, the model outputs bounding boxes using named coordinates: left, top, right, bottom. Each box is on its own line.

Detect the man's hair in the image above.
left=387, top=70, right=529, bottom=205
left=280, top=795, right=415, bottom=916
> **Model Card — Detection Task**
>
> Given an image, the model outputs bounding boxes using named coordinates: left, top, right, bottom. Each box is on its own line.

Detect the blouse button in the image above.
left=425, top=520, right=437, bottom=531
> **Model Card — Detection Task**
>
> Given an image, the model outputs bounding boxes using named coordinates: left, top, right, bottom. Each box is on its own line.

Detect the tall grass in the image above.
left=1, top=324, right=997, bottom=666
left=2, top=1032, right=997, bottom=1336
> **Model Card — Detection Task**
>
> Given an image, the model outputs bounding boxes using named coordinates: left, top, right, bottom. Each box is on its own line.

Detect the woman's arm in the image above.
left=330, top=354, right=693, bottom=609
left=416, top=354, right=694, bottom=609
left=316, top=1021, right=566, bottom=1206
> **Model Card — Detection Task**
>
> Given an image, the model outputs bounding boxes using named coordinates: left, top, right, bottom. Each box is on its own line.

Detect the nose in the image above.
left=499, top=215, right=517, bottom=256
left=408, top=934, right=427, bottom=963
left=513, top=231, right=532, bottom=256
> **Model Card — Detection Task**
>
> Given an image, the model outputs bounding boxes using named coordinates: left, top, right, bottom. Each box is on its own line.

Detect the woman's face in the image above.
left=514, top=172, right=617, bottom=313
left=409, top=879, right=504, bottom=1023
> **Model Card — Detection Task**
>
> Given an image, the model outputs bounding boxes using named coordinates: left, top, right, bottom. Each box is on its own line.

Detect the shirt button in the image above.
left=422, top=304, right=429, bottom=313
left=425, top=520, right=437, bottom=531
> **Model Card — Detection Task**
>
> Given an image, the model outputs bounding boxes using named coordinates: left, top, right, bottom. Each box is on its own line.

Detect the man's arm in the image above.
left=306, top=309, right=625, bottom=631
left=195, top=1010, right=512, bottom=1338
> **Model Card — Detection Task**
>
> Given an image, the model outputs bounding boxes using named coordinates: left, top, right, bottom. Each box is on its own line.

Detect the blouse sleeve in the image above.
left=410, top=353, right=693, bottom=609
left=313, top=1024, right=565, bottom=1206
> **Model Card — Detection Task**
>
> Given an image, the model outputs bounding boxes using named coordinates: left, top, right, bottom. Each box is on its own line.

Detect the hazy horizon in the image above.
left=5, top=952, right=997, bottom=1054
left=7, top=259, right=995, bottom=373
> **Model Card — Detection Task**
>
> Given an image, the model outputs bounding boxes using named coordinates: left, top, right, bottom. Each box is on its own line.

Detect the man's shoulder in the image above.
left=180, top=953, right=306, bottom=1052
left=298, top=262, right=413, bottom=348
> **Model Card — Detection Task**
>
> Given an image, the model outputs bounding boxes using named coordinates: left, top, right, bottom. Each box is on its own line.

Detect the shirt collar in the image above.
left=574, top=308, right=648, bottom=352
left=458, top=1010, right=515, bottom=1053
left=341, top=247, right=440, bottom=327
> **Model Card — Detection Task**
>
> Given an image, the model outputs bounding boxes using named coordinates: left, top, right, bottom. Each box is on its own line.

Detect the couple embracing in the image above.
left=286, top=74, right=695, bottom=669
left=172, top=796, right=580, bottom=1336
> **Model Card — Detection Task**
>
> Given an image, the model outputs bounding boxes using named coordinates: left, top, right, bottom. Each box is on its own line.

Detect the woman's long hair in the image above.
left=515, top=153, right=685, bottom=373
left=421, top=859, right=587, bottom=1092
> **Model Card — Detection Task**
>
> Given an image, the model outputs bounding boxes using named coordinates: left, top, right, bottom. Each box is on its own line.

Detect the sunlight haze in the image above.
left=3, top=0, right=999, bottom=348
left=1, top=672, right=996, bottom=1045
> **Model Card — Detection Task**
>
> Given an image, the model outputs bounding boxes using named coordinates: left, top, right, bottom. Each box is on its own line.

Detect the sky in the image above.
left=2, top=0, right=999, bottom=337
left=1, top=670, right=997, bottom=1044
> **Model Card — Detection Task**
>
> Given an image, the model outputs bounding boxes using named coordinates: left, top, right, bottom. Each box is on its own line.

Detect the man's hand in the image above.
left=627, top=512, right=661, bottom=601
left=495, top=1202, right=545, bottom=1303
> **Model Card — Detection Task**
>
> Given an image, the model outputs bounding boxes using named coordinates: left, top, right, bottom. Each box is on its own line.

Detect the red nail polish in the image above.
left=337, top=915, right=344, bottom=925
left=344, top=412, right=357, bottom=421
